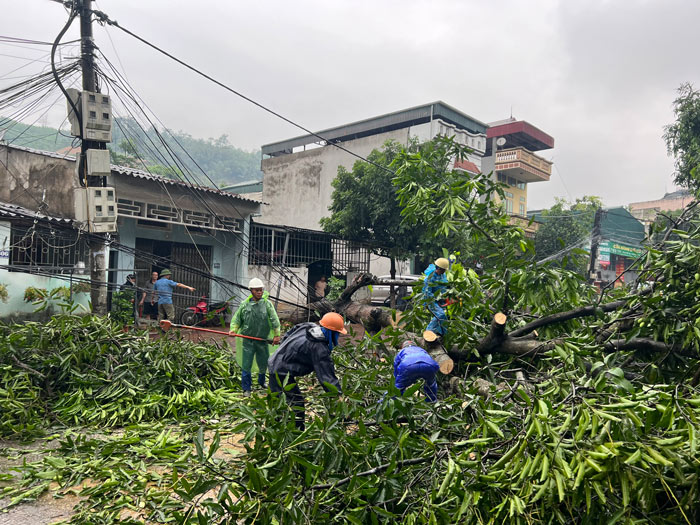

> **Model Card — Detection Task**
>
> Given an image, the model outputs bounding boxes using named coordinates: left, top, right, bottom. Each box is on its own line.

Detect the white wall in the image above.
left=247, top=264, right=308, bottom=310
left=260, top=128, right=412, bottom=230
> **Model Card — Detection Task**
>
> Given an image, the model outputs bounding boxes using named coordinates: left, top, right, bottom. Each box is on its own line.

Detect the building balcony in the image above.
left=495, top=147, right=552, bottom=183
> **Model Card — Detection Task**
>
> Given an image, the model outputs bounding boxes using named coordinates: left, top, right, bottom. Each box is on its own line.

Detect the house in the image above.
left=629, top=189, right=695, bottom=225
left=256, top=102, right=489, bottom=285
left=596, top=207, right=646, bottom=287
left=0, top=144, right=260, bottom=320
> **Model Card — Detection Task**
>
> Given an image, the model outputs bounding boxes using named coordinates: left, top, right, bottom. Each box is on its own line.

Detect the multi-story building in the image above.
left=254, top=104, right=555, bottom=300
left=480, top=118, right=555, bottom=236
left=254, top=102, right=489, bottom=297
left=259, top=101, right=488, bottom=231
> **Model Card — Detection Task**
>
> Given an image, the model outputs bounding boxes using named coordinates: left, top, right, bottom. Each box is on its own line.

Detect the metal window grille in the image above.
left=10, top=222, right=89, bottom=271
left=249, top=223, right=370, bottom=274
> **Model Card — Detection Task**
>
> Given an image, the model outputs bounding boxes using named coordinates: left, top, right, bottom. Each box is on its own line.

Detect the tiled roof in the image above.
left=0, top=200, right=74, bottom=223
left=1, top=144, right=261, bottom=204
left=454, top=159, right=481, bottom=174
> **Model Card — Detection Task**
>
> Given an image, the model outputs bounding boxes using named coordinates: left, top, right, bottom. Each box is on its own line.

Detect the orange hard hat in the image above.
left=319, top=312, right=348, bottom=334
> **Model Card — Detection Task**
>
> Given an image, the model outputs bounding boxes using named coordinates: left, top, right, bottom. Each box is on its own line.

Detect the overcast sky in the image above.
left=3, top=0, right=700, bottom=210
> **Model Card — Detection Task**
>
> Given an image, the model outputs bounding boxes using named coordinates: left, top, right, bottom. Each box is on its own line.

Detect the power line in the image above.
left=4, top=206, right=312, bottom=309
left=93, top=57, right=320, bottom=300
left=90, top=9, right=399, bottom=178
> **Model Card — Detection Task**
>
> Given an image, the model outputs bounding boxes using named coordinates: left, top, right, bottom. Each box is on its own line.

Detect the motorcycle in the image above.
left=180, top=296, right=230, bottom=327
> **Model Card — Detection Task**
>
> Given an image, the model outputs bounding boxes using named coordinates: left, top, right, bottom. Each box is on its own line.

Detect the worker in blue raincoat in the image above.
left=423, top=257, right=450, bottom=339
left=393, top=340, right=440, bottom=402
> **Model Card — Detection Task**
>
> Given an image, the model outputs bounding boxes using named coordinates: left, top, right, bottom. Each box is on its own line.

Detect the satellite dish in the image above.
left=496, top=137, right=507, bottom=147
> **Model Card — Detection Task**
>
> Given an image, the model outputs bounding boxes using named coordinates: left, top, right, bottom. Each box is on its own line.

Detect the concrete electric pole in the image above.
left=77, top=0, right=110, bottom=314
left=587, top=207, right=604, bottom=285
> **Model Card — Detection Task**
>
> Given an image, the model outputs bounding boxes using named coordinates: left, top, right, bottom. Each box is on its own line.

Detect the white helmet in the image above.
left=248, top=277, right=264, bottom=289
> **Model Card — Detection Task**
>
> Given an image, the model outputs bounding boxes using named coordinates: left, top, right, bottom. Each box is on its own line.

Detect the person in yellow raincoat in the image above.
left=230, top=278, right=281, bottom=395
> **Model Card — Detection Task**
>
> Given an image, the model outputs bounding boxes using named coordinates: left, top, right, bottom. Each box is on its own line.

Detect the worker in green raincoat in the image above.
left=230, top=278, right=281, bottom=395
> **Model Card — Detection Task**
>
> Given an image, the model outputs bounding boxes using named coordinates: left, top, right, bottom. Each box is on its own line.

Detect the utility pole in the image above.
left=588, top=208, right=604, bottom=285
left=78, top=0, right=109, bottom=314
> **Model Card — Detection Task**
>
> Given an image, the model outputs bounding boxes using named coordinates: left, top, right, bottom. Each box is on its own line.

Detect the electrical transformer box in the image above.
left=86, top=149, right=111, bottom=177
left=74, top=187, right=118, bottom=233
left=66, top=89, right=112, bottom=142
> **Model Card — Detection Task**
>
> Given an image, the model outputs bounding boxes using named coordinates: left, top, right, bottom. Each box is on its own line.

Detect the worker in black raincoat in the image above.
left=268, top=312, right=347, bottom=430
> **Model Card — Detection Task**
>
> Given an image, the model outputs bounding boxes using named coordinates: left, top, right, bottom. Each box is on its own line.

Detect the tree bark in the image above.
left=285, top=273, right=408, bottom=332
left=389, top=256, right=396, bottom=309
left=477, top=312, right=507, bottom=353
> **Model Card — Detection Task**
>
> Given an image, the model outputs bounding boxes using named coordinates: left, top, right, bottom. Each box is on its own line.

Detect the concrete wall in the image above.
left=0, top=147, right=77, bottom=219
left=247, top=264, right=308, bottom=317
left=260, top=128, right=412, bottom=230
left=369, top=255, right=413, bottom=277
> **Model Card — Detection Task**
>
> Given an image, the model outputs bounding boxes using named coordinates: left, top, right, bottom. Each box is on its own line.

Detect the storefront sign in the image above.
left=599, top=241, right=643, bottom=258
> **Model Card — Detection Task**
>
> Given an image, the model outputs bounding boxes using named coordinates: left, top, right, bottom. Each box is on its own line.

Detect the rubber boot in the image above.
left=241, top=370, right=252, bottom=392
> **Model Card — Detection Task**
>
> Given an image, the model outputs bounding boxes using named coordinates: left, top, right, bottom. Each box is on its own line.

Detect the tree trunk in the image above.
left=389, top=256, right=396, bottom=309
left=397, top=332, right=454, bottom=375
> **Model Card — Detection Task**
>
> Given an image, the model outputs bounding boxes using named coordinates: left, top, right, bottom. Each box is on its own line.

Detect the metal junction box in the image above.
left=67, top=89, right=112, bottom=142
left=74, top=187, right=118, bottom=233
left=86, top=149, right=111, bottom=177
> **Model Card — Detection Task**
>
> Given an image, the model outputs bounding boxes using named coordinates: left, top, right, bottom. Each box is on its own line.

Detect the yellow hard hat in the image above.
left=435, top=257, right=450, bottom=270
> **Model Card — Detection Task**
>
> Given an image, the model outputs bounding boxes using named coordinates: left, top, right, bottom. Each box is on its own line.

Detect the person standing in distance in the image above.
left=140, top=271, right=159, bottom=319
left=154, top=269, right=194, bottom=322
left=230, top=278, right=281, bottom=395
left=268, top=312, right=347, bottom=430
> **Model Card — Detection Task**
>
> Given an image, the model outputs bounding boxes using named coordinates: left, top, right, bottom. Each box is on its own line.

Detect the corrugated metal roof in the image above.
left=1, top=144, right=261, bottom=205
left=261, top=101, right=488, bottom=156
left=0, top=200, right=74, bottom=223
left=110, top=165, right=262, bottom=204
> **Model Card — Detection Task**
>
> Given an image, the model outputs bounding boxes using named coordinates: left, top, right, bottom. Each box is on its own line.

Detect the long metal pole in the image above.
left=274, top=232, right=290, bottom=309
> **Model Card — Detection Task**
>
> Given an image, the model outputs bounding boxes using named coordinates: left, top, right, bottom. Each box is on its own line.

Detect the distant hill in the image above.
left=0, top=119, right=74, bottom=152
left=0, top=117, right=261, bottom=187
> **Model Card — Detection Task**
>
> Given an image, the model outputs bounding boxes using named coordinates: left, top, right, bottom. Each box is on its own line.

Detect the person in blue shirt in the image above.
left=153, top=269, right=194, bottom=321
left=423, top=257, right=450, bottom=339
left=393, top=340, right=440, bottom=402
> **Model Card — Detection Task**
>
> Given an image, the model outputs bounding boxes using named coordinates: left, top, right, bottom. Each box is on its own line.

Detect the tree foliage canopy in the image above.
left=664, top=82, right=700, bottom=193
left=533, top=196, right=602, bottom=273
left=320, top=140, right=421, bottom=261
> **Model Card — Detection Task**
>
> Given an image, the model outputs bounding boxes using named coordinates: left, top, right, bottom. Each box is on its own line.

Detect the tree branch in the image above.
left=11, top=355, right=46, bottom=379
left=602, top=338, right=676, bottom=354
left=508, top=300, right=627, bottom=338
left=310, top=456, right=434, bottom=491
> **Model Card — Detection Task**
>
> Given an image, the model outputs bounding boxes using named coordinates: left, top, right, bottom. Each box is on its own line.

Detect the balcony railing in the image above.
left=495, top=147, right=552, bottom=182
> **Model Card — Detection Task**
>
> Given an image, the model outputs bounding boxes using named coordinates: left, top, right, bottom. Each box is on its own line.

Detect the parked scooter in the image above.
left=180, top=296, right=230, bottom=327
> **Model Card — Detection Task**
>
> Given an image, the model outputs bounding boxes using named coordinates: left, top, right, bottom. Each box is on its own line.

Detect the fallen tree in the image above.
left=3, top=136, right=700, bottom=524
